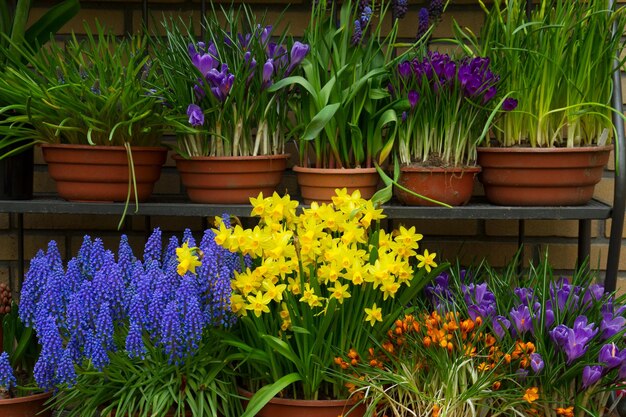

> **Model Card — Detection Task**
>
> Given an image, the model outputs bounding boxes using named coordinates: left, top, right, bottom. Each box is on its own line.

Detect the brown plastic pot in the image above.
left=239, top=389, right=365, bottom=417
left=293, top=166, right=379, bottom=204
left=477, top=145, right=612, bottom=206
left=396, top=166, right=480, bottom=206
left=174, top=154, right=289, bottom=204
left=0, top=392, right=52, bottom=417
left=41, top=144, right=167, bottom=202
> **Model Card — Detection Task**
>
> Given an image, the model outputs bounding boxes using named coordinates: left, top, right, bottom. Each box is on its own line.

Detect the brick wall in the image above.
left=3, top=0, right=625, bottom=294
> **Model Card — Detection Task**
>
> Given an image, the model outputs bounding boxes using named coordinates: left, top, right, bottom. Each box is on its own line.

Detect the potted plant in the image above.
left=460, top=0, right=626, bottom=205
left=269, top=0, right=402, bottom=203
left=0, top=23, right=167, bottom=213
left=0, top=300, right=52, bottom=417
left=337, top=255, right=626, bottom=417
left=0, top=0, right=80, bottom=200
left=152, top=6, right=308, bottom=204
left=218, top=190, right=444, bottom=416
left=17, top=224, right=246, bottom=417
left=389, top=50, right=516, bottom=206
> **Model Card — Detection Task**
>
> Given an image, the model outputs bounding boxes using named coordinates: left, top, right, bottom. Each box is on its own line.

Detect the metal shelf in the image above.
left=0, top=196, right=612, bottom=220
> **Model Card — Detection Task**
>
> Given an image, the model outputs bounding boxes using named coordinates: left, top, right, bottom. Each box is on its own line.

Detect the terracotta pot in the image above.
left=0, top=392, right=52, bottom=417
left=42, top=144, right=167, bottom=202
left=240, top=389, right=365, bottom=417
left=477, top=146, right=612, bottom=206
left=293, top=166, right=379, bottom=205
left=174, top=154, right=289, bottom=204
left=395, top=166, right=480, bottom=206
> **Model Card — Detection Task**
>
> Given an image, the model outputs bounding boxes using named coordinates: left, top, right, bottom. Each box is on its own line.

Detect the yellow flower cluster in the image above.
left=217, top=189, right=435, bottom=328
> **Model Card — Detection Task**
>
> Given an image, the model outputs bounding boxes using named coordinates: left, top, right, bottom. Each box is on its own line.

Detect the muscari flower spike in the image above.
left=0, top=352, right=16, bottom=390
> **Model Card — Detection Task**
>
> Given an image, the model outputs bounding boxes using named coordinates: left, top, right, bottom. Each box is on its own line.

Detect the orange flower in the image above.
left=382, top=341, right=395, bottom=354
left=478, top=362, right=490, bottom=372
left=556, top=406, right=574, bottom=417
left=460, top=319, right=475, bottom=333
left=492, top=381, right=501, bottom=390
left=432, top=404, right=440, bottom=417
left=347, top=349, right=359, bottom=360
left=423, top=336, right=432, bottom=348
left=524, top=387, right=539, bottom=403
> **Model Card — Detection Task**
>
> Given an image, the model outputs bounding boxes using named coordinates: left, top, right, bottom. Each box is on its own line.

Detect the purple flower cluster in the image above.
left=0, top=352, right=16, bottom=390
left=352, top=2, right=373, bottom=46
left=185, top=30, right=309, bottom=128
left=17, top=220, right=241, bottom=391
left=392, top=0, right=408, bottom=20
left=426, top=268, right=626, bottom=391
left=395, top=52, right=513, bottom=111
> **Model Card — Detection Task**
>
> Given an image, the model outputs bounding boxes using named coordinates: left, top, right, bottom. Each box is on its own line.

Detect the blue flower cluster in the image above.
left=17, top=220, right=241, bottom=391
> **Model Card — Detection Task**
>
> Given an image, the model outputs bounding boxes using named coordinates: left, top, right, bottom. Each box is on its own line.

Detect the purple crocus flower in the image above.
left=562, top=327, right=592, bottom=364
left=262, top=59, right=274, bottom=90
left=408, top=90, right=419, bottom=109
left=516, top=368, right=529, bottom=382
left=582, top=365, right=603, bottom=389
left=260, top=25, right=273, bottom=45
left=530, top=353, right=544, bottom=374
left=510, top=305, right=533, bottom=336
left=401, top=111, right=407, bottom=122
left=514, top=287, right=534, bottom=306
left=191, top=53, right=217, bottom=77
left=238, top=33, right=252, bottom=49
left=286, top=42, right=310, bottom=76
left=573, top=315, right=599, bottom=343
left=582, top=284, right=605, bottom=307
left=186, top=104, right=204, bottom=127
left=600, top=312, right=626, bottom=340
left=599, top=343, right=626, bottom=369
left=398, top=61, right=412, bottom=80
left=550, top=324, right=570, bottom=347
left=502, top=98, right=518, bottom=111
left=206, top=64, right=234, bottom=102
left=492, top=315, right=510, bottom=339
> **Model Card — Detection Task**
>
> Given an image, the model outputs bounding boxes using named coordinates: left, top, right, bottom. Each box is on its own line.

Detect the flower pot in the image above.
left=174, top=154, right=289, bottom=204
left=0, top=392, right=52, bottom=417
left=41, top=144, right=167, bottom=202
left=239, top=389, right=365, bottom=417
left=395, top=166, right=480, bottom=206
left=0, top=145, right=33, bottom=200
left=477, top=146, right=612, bottom=206
left=293, top=166, right=379, bottom=205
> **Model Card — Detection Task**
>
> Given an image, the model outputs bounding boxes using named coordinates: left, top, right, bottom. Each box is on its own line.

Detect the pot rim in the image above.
left=40, top=143, right=168, bottom=152
left=400, top=165, right=481, bottom=173
left=173, top=154, right=290, bottom=161
left=476, top=145, right=613, bottom=153
left=238, top=388, right=358, bottom=407
left=293, top=165, right=377, bottom=174
left=0, top=391, right=52, bottom=405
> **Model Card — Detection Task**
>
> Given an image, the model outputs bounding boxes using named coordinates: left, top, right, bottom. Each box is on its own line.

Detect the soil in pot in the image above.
left=395, top=165, right=480, bottom=206
left=293, top=166, right=379, bottom=205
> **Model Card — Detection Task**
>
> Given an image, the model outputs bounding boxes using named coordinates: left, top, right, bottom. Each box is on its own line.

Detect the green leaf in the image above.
left=301, top=103, right=340, bottom=141
left=23, top=0, right=80, bottom=50
left=240, top=373, right=302, bottom=417
left=259, top=334, right=303, bottom=370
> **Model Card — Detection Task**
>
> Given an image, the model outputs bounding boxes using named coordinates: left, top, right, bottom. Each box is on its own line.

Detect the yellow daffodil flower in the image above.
left=176, top=242, right=202, bottom=276
left=249, top=192, right=267, bottom=217
left=245, top=292, right=272, bottom=317
left=364, top=303, right=383, bottom=326
left=395, top=225, right=423, bottom=249
left=330, top=281, right=351, bottom=304
left=416, top=249, right=438, bottom=272
left=380, top=277, right=400, bottom=300
left=263, top=281, right=287, bottom=302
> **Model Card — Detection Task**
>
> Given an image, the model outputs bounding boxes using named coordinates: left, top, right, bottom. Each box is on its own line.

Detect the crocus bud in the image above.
left=186, top=104, right=204, bottom=127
